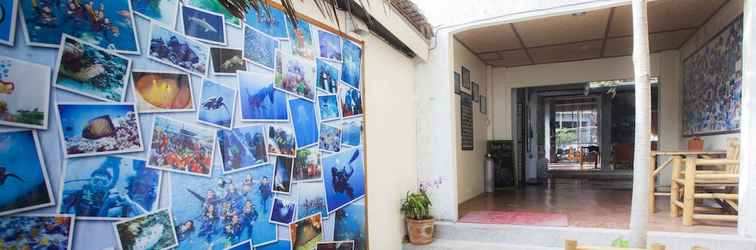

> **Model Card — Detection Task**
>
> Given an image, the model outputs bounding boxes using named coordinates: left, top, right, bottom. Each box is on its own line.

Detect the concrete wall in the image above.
left=452, top=39, right=490, bottom=204
left=678, top=0, right=744, bottom=151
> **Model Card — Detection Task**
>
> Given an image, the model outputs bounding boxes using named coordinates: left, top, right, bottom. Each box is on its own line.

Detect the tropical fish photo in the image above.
left=147, top=116, right=215, bottom=177
left=131, top=0, right=180, bottom=27
left=0, top=130, right=54, bottom=216
left=149, top=22, right=210, bottom=76
left=54, top=35, right=132, bottom=102
left=114, top=208, right=178, bottom=250
left=131, top=70, right=195, bottom=113
left=20, top=0, right=140, bottom=54
left=56, top=103, right=143, bottom=158
left=238, top=70, right=289, bottom=122
left=181, top=5, right=226, bottom=45
left=59, top=156, right=162, bottom=220
left=197, top=79, right=236, bottom=130
left=171, top=163, right=278, bottom=249
left=0, top=215, right=75, bottom=249
left=0, top=56, right=51, bottom=129
left=243, top=24, right=278, bottom=70
left=211, top=47, right=246, bottom=75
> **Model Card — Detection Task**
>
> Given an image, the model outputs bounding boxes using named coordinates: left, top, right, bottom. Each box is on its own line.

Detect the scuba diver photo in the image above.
left=58, top=156, right=162, bottom=220
left=273, top=157, right=293, bottom=194
left=217, top=125, right=270, bottom=174
left=315, top=59, right=340, bottom=94
left=171, top=163, right=277, bottom=249
left=237, top=70, right=290, bottom=122
left=318, top=94, right=341, bottom=122
left=338, top=83, right=363, bottom=118
left=148, top=22, right=210, bottom=77
left=147, top=116, right=216, bottom=177
left=0, top=215, right=75, bottom=249
left=323, top=147, right=365, bottom=214
left=0, top=130, right=54, bottom=216
left=269, top=197, right=296, bottom=225
left=243, top=5, right=287, bottom=38
left=197, top=79, right=236, bottom=130
left=340, top=40, right=362, bottom=89
left=266, top=124, right=297, bottom=158
left=114, top=208, right=178, bottom=250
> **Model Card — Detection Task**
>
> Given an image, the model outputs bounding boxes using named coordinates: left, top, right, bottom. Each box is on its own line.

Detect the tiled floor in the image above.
left=458, top=178, right=737, bottom=234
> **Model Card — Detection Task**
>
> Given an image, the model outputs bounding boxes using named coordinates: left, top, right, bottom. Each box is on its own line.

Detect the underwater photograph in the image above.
left=318, top=30, right=342, bottom=62
left=293, top=146, right=322, bottom=182
left=182, top=5, right=226, bottom=45
left=277, top=53, right=316, bottom=101
left=0, top=130, right=54, bottom=216
left=341, top=40, right=362, bottom=89
left=0, top=215, right=75, bottom=249
left=334, top=201, right=366, bottom=250
left=290, top=98, right=318, bottom=148
left=131, top=0, right=179, bottom=27
left=218, top=125, right=270, bottom=174
left=211, top=47, right=246, bottom=75
left=57, top=103, right=143, bottom=158
left=55, top=35, right=131, bottom=102
left=322, top=147, right=365, bottom=214
left=0, top=56, right=51, bottom=129
left=131, top=70, right=194, bottom=113
left=266, top=124, right=296, bottom=158
left=258, top=240, right=291, bottom=250
left=287, top=19, right=315, bottom=59
left=0, top=0, right=17, bottom=45
left=147, top=116, right=215, bottom=177
left=269, top=197, right=296, bottom=225
left=273, top=157, right=293, bottom=194
left=186, top=0, right=241, bottom=27
left=244, top=7, right=288, bottom=38
left=290, top=214, right=323, bottom=250
left=20, top=0, right=140, bottom=54
left=238, top=70, right=289, bottom=121
left=317, top=241, right=355, bottom=250
left=197, top=79, right=236, bottom=129
left=171, top=163, right=278, bottom=249
left=341, top=119, right=363, bottom=147
left=316, top=59, right=340, bottom=94
left=319, top=124, right=341, bottom=153
left=318, top=95, right=341, bottom=122
left=114, top=208, right=178, bottom=250
left=339, top=83, right=363, bottom=118
left=296, top=181, right=327, bottom=220
left=225, top=240, right=252, bottom=250
left=243, top=24, right=278, bottom=70
left=59, top=156, right=162, bottom=220
left=149, top=23, right=210, bottom=76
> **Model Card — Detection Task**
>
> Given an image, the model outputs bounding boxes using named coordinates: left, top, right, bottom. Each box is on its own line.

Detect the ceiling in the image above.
left=454, top=0, right=730, bottom=67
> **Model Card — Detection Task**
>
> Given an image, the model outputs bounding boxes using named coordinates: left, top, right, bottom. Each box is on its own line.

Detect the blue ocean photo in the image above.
left=259, top=240, right=291, bottom=250
left=289, top=98, right=318, bottom=148
left=218, top=125, right=269, bottom=174
left=149, top=23, right=210, bottom=76
left=318, top=95, right=340, bottom=121
left=296, top=181, right=327, bottom=220
left=243, top=24, right=278, bottom=70
left=226, top=240, right=252, bottom=250
left=55, top=36, right=131, bottom=102
left=59, top=156, right=161, bottom=220
left=318, top=30, right=341, bottom=61
left=341, top=40, right=362, bottom=89
left=244, top=7, right=288, bottom=38
left=334, top=201, right=366, bottom=250
left=0, top=216, right=74, bottom=249
left=57, top=103, right=143, bottom=157
left=20, top=0, right=140, bottom=53
left=0, top=130, right=52, bottom=216
left=198, top=79, right=235, bottom=129
left=341, top=119, right=363, bottom=147
left=182, top=5, right=225, bottom=45
left=131, top=0, right=179, bottom=26
left=0, top=0, right=17, bottom=45
left=273, top=157, right=293, bottom=194
left=316, top=59, right=339, bottom=94
left=186, top=0, right=240, bottom=27
left=339, top=84, right=363, bottom=118
left=322, top=147, right=365, bottom=214
left=171, top=163, right=277, bottom=249
left=319, top=124, right=341, bottom=153
left=270, top=197, right=295, bottom=225
left=238, top=71, right=289, bottom=121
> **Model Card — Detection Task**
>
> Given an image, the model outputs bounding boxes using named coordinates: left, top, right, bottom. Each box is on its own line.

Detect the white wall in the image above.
left=453, top=39, right=490, bottom=204
left=678, top=0, right=744, bottom=151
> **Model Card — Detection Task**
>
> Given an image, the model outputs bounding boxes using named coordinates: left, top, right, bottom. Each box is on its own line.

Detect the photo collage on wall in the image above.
left=0, top=0, right=367, bottom=250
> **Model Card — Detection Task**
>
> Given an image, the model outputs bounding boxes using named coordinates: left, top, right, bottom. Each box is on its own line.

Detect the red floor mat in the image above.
left=459, top=211, right=569, bottom=227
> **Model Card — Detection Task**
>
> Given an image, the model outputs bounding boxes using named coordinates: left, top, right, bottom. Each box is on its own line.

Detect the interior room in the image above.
left=452, top=0, right=742, bottom=234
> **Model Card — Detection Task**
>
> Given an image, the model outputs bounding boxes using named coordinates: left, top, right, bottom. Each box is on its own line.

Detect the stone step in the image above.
left=403, top=239, right=560, bottom=250
left=431, top=222, right=756, bottom=250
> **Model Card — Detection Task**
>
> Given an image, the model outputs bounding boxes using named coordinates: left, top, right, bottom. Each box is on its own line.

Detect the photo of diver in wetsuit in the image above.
left=324, top=147, right=365, bottom=214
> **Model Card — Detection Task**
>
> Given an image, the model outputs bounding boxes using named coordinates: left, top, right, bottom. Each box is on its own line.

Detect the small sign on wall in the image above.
left=461, top=95, right=474, bottom=150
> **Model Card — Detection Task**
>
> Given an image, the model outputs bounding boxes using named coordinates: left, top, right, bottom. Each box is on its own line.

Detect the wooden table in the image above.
left=648, top=150, right=726, bottom=214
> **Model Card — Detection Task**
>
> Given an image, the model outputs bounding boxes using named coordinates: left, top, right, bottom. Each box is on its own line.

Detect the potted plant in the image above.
left=401, top=188, right=434, bottom=245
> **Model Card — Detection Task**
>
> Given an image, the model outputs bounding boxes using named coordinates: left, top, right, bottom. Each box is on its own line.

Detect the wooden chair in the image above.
left=671, top=138, right=739, bottom=226
left=564, top=240, right=665, bottom=250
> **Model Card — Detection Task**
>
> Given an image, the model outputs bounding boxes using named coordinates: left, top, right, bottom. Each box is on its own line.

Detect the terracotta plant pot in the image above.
left=406, top=218, right=434, bottom=245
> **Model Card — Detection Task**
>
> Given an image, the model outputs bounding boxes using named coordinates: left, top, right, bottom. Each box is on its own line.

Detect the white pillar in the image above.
left=738, top=0, right=756, bottom=238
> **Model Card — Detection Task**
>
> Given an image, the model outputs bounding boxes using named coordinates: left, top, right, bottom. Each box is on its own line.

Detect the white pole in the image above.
left=629, top=0, right=651, bottom=247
